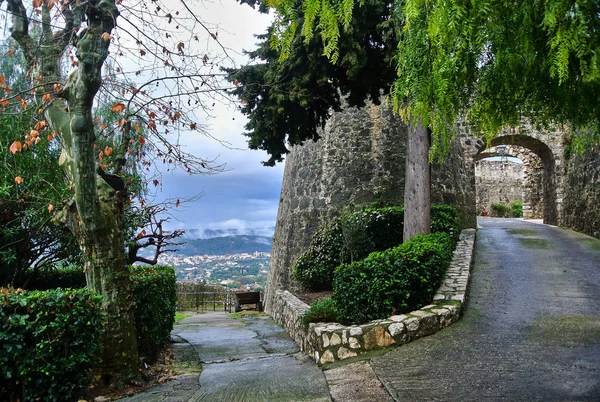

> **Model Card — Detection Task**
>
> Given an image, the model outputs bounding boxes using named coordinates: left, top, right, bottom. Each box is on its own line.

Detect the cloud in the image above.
left=144, top=2, right=284, bottom=234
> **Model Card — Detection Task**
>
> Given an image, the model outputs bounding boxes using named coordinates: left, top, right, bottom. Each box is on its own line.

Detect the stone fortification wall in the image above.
left=264, top=103, right=408, bottom=312
left=562, top=146, right=600, bottom=238
left=265, top=102, right=478, bottom=312
left=475, top=160, right=523, bottom=215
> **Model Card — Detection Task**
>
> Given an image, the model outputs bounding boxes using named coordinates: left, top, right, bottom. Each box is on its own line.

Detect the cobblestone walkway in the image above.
left=372, top=218, right=600, bottom=401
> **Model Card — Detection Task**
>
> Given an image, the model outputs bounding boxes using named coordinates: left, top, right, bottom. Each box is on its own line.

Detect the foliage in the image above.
left=130, top=265, right=177, bottom=362
left=0, top=110, right=82, bottom=287
left=431, top=204, right=461, bottom=243
left=226, top=0, right=399, bottom=165
left=333, top=232, right=454, bottom=325
left=261, top=0, right=600, bottom=155
left=293, top=206, right=404, bottom=290
left=293, top=205, right=459, bottom=290
left=23, top=265, right=86, bottom=290
left=301, top=297, right=339, bottom=328
left=0, top=287, right=103, bottom=402
left=490, top=203, right=510, bottom=218
left=489, top=201, right=523, bottom=218
left=511, top=201, right=523, bottom=218
left=1, top=0, right=236, bottom=382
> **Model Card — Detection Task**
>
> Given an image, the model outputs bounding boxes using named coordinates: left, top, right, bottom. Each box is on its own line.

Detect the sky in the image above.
left=145, top=1, right=283, bottom=237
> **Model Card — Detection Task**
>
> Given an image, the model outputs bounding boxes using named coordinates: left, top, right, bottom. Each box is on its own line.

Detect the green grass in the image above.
left=174, top=311, right=193, bottom=324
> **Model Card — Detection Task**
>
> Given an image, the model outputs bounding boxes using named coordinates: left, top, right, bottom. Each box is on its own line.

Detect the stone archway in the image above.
left=475, top=128, right=564, bottom=225
left=476, top=145, right=544, bottom=219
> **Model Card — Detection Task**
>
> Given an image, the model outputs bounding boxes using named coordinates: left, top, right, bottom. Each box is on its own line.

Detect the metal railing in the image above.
left=176, top=282, right=234, bottom=313
left=176, top=291, right=235, bottom=313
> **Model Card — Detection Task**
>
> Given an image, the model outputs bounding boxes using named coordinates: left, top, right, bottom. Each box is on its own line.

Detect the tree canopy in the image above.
left=231, top=0, right=600, bottom=163
left=0, top=0, right=236, bottom=386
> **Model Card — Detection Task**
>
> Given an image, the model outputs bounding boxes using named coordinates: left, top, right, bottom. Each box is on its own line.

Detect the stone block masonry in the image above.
left=476, top=160, right=523, bottom=215
left=269, top=229, right=476, bottom=365
left=562, top=144, right=600, bottom=238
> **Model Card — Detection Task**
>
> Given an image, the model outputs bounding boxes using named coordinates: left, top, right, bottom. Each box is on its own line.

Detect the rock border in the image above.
left=268, top=229, right=476, bottom=365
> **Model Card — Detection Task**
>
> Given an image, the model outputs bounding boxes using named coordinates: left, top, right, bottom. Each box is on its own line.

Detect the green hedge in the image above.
left=23, top=266, right=86, bottom=290
left=332, top=232, right=455, bottom=325
left=293, top=207, right=404, bottom=291
left=130, top=265, right=177, bottom=362
left=0, top=288, right=103, bottom=402
left=293, top=205, right=459, bottom=291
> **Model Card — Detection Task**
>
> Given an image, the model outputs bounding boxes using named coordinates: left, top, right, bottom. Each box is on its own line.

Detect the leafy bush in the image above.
left=293, top=205, right=459, bottom=291
left=292, top=219, right=346, bottom=291
left=130, top=265, right=177, bottom=361
left=431, top=204, right=461, bottom=243
left=511, top=200, right=523, bottom=218
left=0, top=288, right=103, bottom=402
left=491, top=203, right=510, bottom=217
left=22, top=266, right=86, bottom=290
left=333, top=232, right=455, bottom=325
left=301, top=297, right=339, bottom=328
left=293, top=207, right=404, bottom=291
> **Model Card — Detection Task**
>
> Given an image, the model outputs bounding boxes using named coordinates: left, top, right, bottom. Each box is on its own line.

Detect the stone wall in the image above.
left=562, top=145, right=600, bottom=238
left=269, top=230, right=475, bottom=365
left=475, top=160, right=523, bottom=215
left=264, top=103, right=408, bottom=312
left=265, top=103, right=477, bottom=312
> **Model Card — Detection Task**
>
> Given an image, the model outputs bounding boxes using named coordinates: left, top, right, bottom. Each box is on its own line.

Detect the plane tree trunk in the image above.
left=7, top=0, right=139, bottom=387
left=403, top=116, right=431, bottom=241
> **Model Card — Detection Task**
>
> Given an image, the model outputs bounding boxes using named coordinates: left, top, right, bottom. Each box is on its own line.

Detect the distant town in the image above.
left=157, top=251, right=270, bottom=291
left=150, top=235, right=273, bottom=291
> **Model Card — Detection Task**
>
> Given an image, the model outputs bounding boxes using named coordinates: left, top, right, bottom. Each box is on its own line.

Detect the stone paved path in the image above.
left=120, top=311, right=331, bottom=401
left=372, top=218, right=600, bottom=401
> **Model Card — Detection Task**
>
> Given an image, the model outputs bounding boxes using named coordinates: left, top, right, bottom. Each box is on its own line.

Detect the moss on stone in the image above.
left=517, top=238, right=552, bottom=249
left=506, top=228, right=540, bottom=237
left=529, top=315, right=600, bottom=346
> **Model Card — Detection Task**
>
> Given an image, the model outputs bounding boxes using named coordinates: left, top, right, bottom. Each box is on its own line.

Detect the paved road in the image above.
left=372, top=218, right=600, bottom=401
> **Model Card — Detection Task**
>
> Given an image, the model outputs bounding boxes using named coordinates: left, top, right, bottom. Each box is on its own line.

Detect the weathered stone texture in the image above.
left=562, top=145, right=600, bottom=238
left=475, top=160, right=523, bottom=215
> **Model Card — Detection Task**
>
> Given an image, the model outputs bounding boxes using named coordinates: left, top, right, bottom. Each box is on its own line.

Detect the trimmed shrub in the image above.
left=293, top=207, right=404, bottom=291
left=301, top=297, right=339, bottom=328
left=491, top=203, right=510, bottom=217
left=431, top=204, right=461, bottom=243
left=130, top=265, right=177, bottom=361
left=333, top=232, right=455, bottom=325
left=0, top=287, right=103, bottom=402
left=511, top=200, right=523, bottom=218
left=23, top=265, right=86, bottom=290
left=293, top=205, right=459, bottom=291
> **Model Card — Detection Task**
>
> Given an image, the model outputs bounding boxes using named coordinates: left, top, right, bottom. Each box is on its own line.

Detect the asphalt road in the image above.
left=372, top=218, right=600, bottom=401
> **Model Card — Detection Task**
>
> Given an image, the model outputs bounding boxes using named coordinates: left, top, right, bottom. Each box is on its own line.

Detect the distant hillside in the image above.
left=174, top=235, right=273, bottom=256
left=184, top=227, right=275, bottom=239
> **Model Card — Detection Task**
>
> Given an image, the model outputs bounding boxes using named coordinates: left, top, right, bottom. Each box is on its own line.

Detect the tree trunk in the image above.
left=403, top=116, right=431, bottom=240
